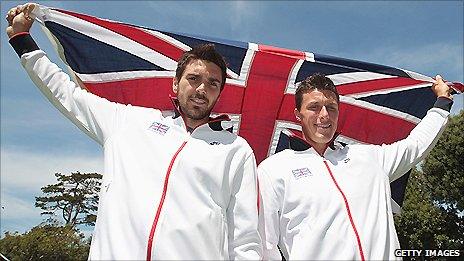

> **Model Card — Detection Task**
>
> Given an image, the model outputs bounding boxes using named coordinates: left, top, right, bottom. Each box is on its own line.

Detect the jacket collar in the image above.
left=283, top=129, right=341, bottom=152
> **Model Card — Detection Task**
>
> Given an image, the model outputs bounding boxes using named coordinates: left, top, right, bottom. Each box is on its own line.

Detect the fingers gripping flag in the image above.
left=31, top=5, right=463, bottom=212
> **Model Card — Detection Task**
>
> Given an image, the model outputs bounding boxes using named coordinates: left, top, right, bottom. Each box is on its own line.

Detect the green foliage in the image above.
left=35, top=172, right=102, bottom=227
left=395, top=111, right=464, bottom=251
left=395, top=169, right=456, bottom=249
left=0, top=223, right=89, bottom=261
left=422, top=110, right=464, bottom=214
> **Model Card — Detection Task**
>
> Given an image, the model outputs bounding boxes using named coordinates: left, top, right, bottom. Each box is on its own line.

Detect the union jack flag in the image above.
left=292, top=168, right=312, bottom=179
left=148, top=121, right=170, bottom=135
left=31, top=5, right=462, bottom=210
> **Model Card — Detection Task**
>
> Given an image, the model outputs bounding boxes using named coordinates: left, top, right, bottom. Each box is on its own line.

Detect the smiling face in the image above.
left=295, top=89, right=339, bottom=155
left=173, top=59, right=223, bottom=129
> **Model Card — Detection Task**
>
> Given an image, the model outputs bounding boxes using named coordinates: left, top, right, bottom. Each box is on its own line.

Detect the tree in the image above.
left=395, top=111, right=464, bottom=252
left=35, top=172, right=102, bottom=227
left=395, top=168, right=454, bottom=250
left=0, top=222, right=89, bottom=261
left=422, top=110, right=464, bottom=246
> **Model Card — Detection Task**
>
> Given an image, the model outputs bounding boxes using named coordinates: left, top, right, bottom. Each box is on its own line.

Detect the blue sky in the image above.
left=1, top=1, right=463, bottom=236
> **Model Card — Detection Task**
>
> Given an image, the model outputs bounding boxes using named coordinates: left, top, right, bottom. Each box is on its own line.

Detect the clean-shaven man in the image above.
left=258, top=73, right=452, bottom=260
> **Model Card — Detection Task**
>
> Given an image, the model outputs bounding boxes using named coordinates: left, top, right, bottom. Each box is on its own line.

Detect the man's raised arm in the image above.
left=6, top=3, right=134, bottom=145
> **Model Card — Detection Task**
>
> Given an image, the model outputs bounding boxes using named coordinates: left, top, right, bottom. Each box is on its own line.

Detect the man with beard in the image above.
left=258, top=73, right=452, bottom=260
left=6, top=3, right=262, bottom=260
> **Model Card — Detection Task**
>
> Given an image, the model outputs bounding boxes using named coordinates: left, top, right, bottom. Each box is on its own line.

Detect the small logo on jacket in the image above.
left=292, top=168, right=312, bottom=179
left=209, top=141, right=221, bottom=145
left=148, top=122, right=170, bottom=135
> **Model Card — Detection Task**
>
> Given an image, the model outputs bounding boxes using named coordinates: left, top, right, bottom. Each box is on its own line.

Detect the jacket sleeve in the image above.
left=14, top=35, right=128, bottom=145
left=227, top=151, right=263, bottom=260
left=375, top=99, right=451, bottom=181
left=258, top=165, right=284, bottom=260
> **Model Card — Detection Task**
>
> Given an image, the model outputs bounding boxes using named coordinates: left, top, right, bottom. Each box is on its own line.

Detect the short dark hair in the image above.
left=295, top=73, right=339, bottom=110
left=175, top=44, right=227, bottom=90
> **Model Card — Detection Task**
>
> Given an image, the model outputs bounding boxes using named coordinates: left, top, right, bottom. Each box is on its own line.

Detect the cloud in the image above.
left=391, top=44, right=461, bottom=81
left=229, top=1, right=258, bottom=33
left=143, top=1, right=263, bottom=42
left=1, top=193, right=41, bottom=221
left=0, top=192, right=43, bottom=234
left=1, top=93, right=102, bottom=156
left=1, top=98, right=69, bottom=131
left=1, top=148, right=104, bottom=192
left=352, top=42, right=463, bottom=83
left=1, top=147, right=103, bottom=235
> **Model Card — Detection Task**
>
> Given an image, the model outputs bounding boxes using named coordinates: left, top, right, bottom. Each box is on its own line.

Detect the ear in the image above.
left=172, top=78, right=178, bottom=94
left=294, top=108, right=301, bottom=121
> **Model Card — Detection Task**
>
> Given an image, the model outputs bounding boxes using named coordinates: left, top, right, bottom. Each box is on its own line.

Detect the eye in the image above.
left=307, top=104, right=319, bottom=111
left=210, top=81, right=220, bottom=89
left=187, top=75, right=198, bottom=81
left=328, top=105, right=339, bottom=112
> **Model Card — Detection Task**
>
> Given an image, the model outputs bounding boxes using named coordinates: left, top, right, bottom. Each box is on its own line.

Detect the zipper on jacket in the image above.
left=146, top=141, right=187, bottom=261
left=323, top=160, right=365, bottom=261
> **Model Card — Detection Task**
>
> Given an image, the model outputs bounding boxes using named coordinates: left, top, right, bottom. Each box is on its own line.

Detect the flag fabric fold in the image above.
left=31, top=5, right=462, bottom=210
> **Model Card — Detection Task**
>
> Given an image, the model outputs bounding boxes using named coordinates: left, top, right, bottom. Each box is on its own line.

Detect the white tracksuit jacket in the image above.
left=18, top=47, right=262, bottom=260
left=258, top=107, right=449, bottom=260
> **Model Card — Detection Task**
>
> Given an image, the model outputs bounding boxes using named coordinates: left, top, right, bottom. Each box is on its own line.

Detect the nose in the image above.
left=196, top=82, right=206, bottom=94
left=319, top=105, right=329, bottom=119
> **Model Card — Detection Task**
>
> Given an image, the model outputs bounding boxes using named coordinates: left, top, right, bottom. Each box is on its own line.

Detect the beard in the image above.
left=179, top=93, right=214, bottom=121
